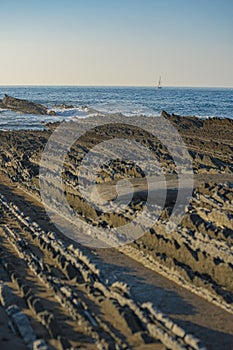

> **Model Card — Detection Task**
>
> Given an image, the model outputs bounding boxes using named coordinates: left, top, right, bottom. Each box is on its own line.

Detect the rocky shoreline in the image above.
left=0, top=94, right=56, bottom=115
left=0, top=112, right=232, bottom=349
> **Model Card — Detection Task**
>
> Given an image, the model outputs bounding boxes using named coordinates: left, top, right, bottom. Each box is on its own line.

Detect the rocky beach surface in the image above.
left=0, top=109, right=232, bottom=349
left=0, top=95, right=56, bottom=116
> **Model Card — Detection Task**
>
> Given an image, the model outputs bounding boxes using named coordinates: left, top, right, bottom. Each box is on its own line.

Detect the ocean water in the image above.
left=0, top=86, right=232, bottom=130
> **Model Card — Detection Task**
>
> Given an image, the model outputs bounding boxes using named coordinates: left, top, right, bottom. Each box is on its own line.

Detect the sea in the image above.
left=0, top=86, right=232, bottom=130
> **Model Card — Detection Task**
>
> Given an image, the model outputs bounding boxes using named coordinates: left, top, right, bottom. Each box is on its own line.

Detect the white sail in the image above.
left=158, top=76, right=162, bottom=88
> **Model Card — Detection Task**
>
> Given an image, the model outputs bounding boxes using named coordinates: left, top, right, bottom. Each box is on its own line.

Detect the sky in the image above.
left=0, top=0, right=232, bottom=87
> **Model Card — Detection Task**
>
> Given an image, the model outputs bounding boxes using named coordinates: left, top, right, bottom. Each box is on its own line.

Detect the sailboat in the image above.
left=157, top=76, right=162, bottom=89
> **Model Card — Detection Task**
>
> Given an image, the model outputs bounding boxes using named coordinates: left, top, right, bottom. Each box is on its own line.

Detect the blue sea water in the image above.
left=0, top=86, right=232, bottom=130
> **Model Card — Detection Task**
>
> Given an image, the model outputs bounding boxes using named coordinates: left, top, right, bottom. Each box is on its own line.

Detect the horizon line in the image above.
left=0, top=84, right=232, bottom=89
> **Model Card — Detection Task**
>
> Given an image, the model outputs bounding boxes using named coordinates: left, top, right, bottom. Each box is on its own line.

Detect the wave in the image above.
left=0, top=103, right=231, bottom=131
left=195, top=114, right=231, bottom=119
left=49, top=106, right=89, bottom=118
left=0, top=106, right=92, bottom=130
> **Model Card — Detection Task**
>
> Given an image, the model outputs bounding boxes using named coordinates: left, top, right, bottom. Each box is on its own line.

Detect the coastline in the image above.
left=0, top=86, right=233, bottom=124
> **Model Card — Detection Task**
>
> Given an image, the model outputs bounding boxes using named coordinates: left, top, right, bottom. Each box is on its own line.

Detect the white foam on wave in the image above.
left=195, top=114, right=226, bottom=119
left=91, top=102, right=160, bottom=118
left=49, top=106, right=89, bottom=118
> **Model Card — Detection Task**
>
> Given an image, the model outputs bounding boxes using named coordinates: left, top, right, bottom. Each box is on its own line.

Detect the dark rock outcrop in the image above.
left=54, top=103, right=74, bottom=109
left=0, top=94, right=56, bottom=115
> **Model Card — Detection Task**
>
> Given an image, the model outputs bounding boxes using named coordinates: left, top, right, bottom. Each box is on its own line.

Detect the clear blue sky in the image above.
left=0, top=0, right=232, bottom=86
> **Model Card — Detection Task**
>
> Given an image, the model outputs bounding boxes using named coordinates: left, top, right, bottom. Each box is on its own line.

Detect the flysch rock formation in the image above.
left=0, top=94, right=56, bottom=115
left=0, top=111, right=232, bottom=349
left=0, top=191, right=208, bottom=350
